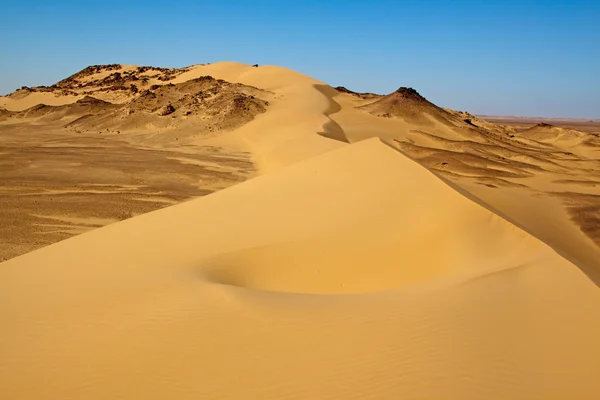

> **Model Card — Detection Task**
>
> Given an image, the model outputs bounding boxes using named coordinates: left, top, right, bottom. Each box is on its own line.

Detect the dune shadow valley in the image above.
left=2, top=61, right=600, bottom=399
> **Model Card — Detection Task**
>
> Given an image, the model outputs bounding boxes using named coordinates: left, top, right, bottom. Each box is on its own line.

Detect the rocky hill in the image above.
left=1, top=64, right=271, bottom=138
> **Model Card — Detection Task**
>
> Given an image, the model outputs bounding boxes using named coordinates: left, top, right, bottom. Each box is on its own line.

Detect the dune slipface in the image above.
left=2, top=62, right=600, bottom=399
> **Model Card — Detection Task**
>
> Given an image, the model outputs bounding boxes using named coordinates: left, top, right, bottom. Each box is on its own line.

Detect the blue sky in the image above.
left=1, top=0, right=598, bottom=117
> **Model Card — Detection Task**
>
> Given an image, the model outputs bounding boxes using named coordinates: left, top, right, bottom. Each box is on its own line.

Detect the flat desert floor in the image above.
left=2, top=62, right=600, bottom=399
left=479, top=115, right=600, bottom=134
left=0, top=123, right=253, bottom=261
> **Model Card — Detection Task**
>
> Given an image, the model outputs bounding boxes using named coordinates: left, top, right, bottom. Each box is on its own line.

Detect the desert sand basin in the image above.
left=2, top=62, right=600, bottom=399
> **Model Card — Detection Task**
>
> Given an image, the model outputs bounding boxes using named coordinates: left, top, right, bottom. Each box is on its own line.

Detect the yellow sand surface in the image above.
left=2, top=62, right=600, bottom=399
left=0, top=91, right=84, bottom=111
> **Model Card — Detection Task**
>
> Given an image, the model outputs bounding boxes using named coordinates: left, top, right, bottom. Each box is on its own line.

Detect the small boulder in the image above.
left=159, top=104, right=176, bottom=116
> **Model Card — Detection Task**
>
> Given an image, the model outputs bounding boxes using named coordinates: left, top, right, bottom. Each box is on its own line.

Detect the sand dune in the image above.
left=2, top=62, right=600, bottom=399
left=332, top=82, right=600, bottom=277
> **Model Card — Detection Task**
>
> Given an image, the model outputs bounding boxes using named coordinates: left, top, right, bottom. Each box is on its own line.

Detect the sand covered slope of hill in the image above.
left=0, top=64, right=195, bottom=110
left=358, top=87, right=457, bottom=125
left=2, top=68, right=270, bottom=138
left=2, top=62, right=600, bottom=399
left=333, top=83, right=600, bottom=278
left=65, top=76, right=269, bottom=136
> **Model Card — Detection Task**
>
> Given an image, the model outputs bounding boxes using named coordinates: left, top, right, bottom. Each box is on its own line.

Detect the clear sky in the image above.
left=1, top=0, right=598, bottom=118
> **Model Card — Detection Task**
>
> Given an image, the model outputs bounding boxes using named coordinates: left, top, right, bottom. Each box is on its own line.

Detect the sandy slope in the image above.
left=332, top=86, right=600, bottom=280
left=2, top=62, right=600, bottom=399
left=0, top=91, right=85, bottom=110
left=172, top=62, right=346, bottom=172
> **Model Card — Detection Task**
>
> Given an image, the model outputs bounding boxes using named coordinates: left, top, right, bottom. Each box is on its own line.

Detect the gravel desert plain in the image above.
left=2, top=62, right=600, bottom=399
